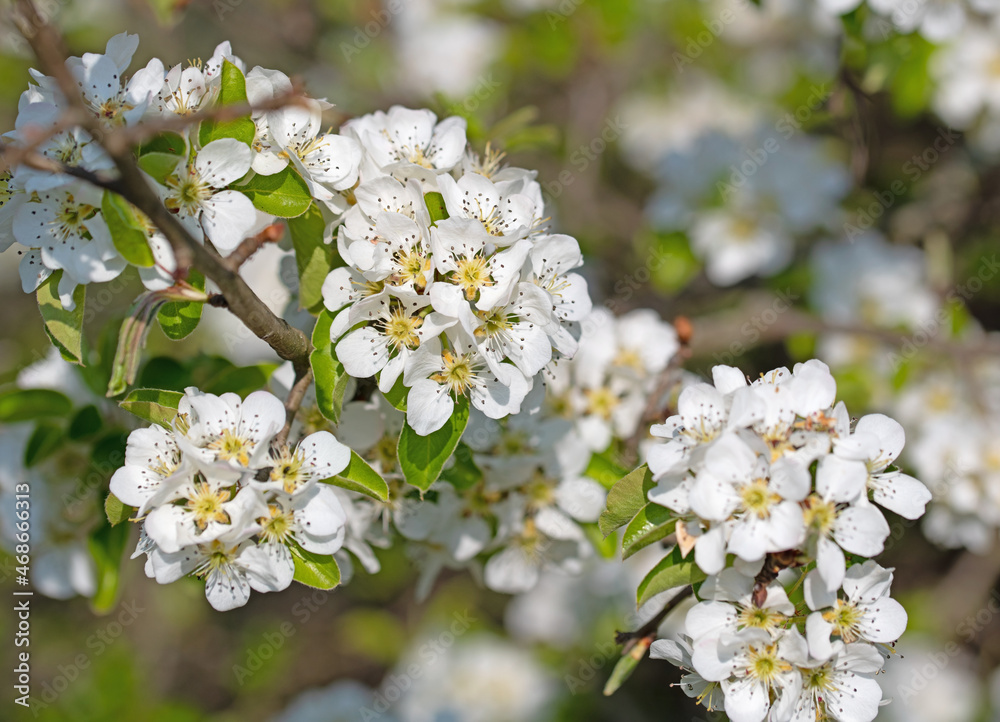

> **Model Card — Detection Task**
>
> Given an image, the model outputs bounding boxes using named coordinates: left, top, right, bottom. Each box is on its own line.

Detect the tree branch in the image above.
left=614, top=585, right=693, bottom=652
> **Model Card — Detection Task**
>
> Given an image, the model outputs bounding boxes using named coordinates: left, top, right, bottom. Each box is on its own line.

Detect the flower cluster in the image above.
left=0, top=33, right=365, bottom=306
left=322, top=108, right=592, bottom=435
left=111, top=388, right=352, bottom=611
left=643, top=360, right=930, bottom=720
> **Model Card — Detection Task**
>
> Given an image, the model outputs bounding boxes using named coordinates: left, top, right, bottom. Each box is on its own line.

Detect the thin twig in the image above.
left=614, top=585, right=694, bottom=652
left=275, top=365, right=313, bottom=447
left=221, top=223, right=285, bottom=272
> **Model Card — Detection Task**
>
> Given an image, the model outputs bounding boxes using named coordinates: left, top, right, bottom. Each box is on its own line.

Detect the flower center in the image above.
left=823, top=599, right=865, bottom=643
left=746, top=643, right=788, bottom=684
left=165, top=167, right=213, bottom=215
left=431, top=350, right=477, bottom=395
left=391, top=248, right=431, bottom=290
left=259, top=503, right=295, bottom=545
left=473, top=308, right=513, bottom=342
left=739, top=478, right=780, bottom=519
left=52, top=198, right=96, bottom=242
left=270, top=446, right=307, bottom=493
left=452, top=256, right=493, bottom=300
left=738, top=605, right=786, bottom=633
left=208, top=428, right=254, bottom=467
left=194, top=540, right=239, bottom=577
left=803, top=495, right=837, bottom=536
left=584, top=386, right=619, bottom=420
left=381, top=307, right=423, bottom=352
left=186, top=482, right=232, bottom=531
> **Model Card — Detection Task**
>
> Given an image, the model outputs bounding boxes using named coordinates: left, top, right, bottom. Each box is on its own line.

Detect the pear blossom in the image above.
left=804, top=560, right=907, bottom=661
left=12, top=182, right=126, bottom=308
left=160, top=138, right=259, bottom=253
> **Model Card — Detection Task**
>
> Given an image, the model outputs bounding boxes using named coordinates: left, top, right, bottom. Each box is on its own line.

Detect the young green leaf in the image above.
left=397, top=395, right=470, bottom=492
left=198, top=59, right=256, bottom=147
left=88, top=521, right=131, bottom=614
left=598, top=464, right=655, bottom=537
left=118, top=388, right=184, bottom=427
left=104, top=492, right=134, bottom=526
left=24, top=422, right=64, bottom=467
left=636, top=546, right=707, bottom=607
left=0, top=388, right=72, bottom=422
left=310, top=310, right=350, bottom=424
left=240, top=166, right=313, bottom=218
left=621, top=504, right=676, bottom=561
left=382, top=375, right=408, bottom=412
left=158, top=269, right=206, bottom=340
left=138, top=131, right=186, bottom=156
left=102, top=191, right=155, bottom=266
left=585, top=451, right=631, bottom=490
left=37, top=271, right=85, bottom=364
left=69, top=405, right=104, bottom=440
left=324, top=451, right=390, bottom=502
left=288, top=204, right=337, bottom=311
left=424, top=191, right=449, bottom=224
left=137, top=151, right=183, bottom=184
left=439, top=442, right=482, bottom=490
left=602, top=638, right=651, bottom=696
left=291, top=543, right=341, bottom=590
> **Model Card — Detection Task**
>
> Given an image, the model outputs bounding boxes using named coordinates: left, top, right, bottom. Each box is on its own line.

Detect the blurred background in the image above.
left=2, top=0, right=1000, bottom=720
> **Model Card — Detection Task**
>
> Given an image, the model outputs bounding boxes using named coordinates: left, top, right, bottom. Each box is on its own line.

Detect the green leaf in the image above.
left=598, top=465, right=655, bottom=537
left=324, top=451, right=389, bottom=502
left=201, top=362, right=276, bottom=396
left=288, top=204, right=335, bottom=311
left=198, top=59, right=255, bottom=147
left=138, top=131, right=185, bottom=156
left=603, top=638, right=651, bottom=696
left=291, top=543, right=341, bottom=590
left=424, top=191, right=449, bottom=224
left=24, top=422, right=63, bottom=467
left=102, top=191, right=155, bottom=266
left=621, top=505, right=676, bottom=561
left=0, top=388, right=72, bottom=422
left=310, top=310, right=350, bottom=424
left=158, top=269, right=205, bottom=340
left=636, top=546, right=707, bottom=607
left=585, top=451, right=630, bottom=490
left=88, top=521, right=131, bottom=614
left=104, top=492, right=133, bottom=526
left=119, top=388, right=183, bottom=427
left=69, top=404, right=104, bottom=440
left=439, top=442, right=482, bottom=490
left=37, top=271, right=85, bottom=364
left=382, top=376, right=408, bottom=412
left=397, top=395, right=470, bottom=492
left=240, top=166, right=314, bottom=218
left=137, top=151, right=182, bottom=184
